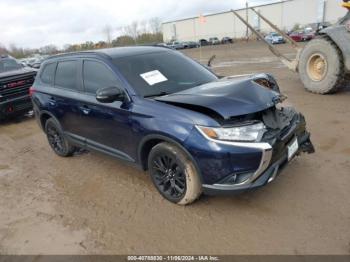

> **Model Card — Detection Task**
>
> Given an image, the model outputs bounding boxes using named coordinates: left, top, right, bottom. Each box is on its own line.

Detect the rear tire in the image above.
left=298, top=38, right=346, bottom=94
left=148, top=142, right=202, bottom=205
left=45, top=118, right=76, bottom=157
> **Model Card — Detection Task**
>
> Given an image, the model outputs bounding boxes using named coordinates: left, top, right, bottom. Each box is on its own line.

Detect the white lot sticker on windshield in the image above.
left=140, top=70, right=168, bottom=86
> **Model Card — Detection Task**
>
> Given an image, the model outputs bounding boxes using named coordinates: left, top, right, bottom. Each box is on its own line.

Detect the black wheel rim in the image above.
left=47, top=125, right=65, bottom=154
left=151, top=154, right=186, bottom=200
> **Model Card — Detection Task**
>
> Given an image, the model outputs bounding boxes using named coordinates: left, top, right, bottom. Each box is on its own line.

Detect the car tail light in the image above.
left=7, top=106, right=14, bottom=113
left=29, top=86, right=36, bottom=97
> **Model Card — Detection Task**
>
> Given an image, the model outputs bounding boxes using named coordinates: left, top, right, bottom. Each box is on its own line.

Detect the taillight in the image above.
left=29, top=86, right=36, bottom=97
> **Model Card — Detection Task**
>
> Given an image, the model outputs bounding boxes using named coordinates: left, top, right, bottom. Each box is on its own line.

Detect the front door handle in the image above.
left=48, top=96, right=56, bottom=106
left=79, top=105, right=91, bottom=115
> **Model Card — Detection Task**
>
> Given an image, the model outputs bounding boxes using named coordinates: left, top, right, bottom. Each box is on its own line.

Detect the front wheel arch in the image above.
left=137, top=134, right=204, bottom=184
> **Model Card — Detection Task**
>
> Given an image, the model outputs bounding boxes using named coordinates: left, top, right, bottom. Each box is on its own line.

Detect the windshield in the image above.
left=0, top=58, right=22, bottom=73
left=113, top=51, right=218, bottom=97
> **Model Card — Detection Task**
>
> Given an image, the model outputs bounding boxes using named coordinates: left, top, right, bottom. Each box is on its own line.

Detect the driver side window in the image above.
left=83, top=60, right=121, bottom=94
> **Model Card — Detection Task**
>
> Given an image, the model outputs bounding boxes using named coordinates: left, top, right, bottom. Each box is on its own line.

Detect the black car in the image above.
left=0, top=55, right=37, bottom=120
left=198, top=39, right=209, bottom=46
left=222, top=37, right=234, bottom=44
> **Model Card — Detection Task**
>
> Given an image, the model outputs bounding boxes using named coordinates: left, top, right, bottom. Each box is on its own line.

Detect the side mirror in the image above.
left=96, top=86, right=125, bottom=103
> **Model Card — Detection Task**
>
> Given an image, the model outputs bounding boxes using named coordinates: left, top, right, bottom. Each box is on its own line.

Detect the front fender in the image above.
left=137, top=133, right=204, bottom=184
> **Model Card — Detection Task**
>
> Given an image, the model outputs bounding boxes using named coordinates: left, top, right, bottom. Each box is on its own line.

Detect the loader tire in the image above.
left=298, top=38, right=346, bottom=94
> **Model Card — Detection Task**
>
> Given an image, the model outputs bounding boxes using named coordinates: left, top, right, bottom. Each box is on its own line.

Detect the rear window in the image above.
left=0, top=58, right=22, bottom=73
left=55, top=61, right=78, bottom=90
left=40, top=63, right=56, bottom=84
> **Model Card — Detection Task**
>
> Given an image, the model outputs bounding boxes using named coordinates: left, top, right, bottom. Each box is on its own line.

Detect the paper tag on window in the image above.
left=140, top=70, right=168, bottom=86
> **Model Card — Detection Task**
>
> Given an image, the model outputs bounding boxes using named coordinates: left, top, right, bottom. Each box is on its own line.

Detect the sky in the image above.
left=0, top=0, right=279, bottom=49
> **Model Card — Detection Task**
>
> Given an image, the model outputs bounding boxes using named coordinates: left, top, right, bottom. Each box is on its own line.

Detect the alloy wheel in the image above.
left=47, top=125, right=65, bottom=154
left=151, top=154, right=186, bottom=200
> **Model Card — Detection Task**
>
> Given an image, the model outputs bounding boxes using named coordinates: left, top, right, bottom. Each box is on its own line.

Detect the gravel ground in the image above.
left=0, top=41, right=349, bottom=255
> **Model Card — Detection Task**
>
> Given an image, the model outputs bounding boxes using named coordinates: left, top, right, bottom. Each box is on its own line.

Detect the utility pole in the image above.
left=246, top=1, right=249, bottom=42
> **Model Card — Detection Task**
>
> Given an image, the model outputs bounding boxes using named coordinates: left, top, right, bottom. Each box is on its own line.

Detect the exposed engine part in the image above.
left=262, top=106, right=296, bottom=130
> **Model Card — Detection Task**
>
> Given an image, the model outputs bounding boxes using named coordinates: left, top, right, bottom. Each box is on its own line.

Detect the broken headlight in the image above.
left=197, top=122, right=266, bottom=142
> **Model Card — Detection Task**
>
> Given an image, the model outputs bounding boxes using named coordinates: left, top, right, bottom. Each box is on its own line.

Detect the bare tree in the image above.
left=103, top=25, right=112, bottom=46
left=8, top=44, right=26, bottom=58
left=0, top=43, right=8, bottom=55
left=149, top=17, right=162, bottom=34
left=39, top=44, right=58, bottom=55
left=124, top=21, right=139, bottom=43
left=138, top=19, right=148, bottom=35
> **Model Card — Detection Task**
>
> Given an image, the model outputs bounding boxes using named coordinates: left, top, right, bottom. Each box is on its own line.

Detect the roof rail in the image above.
left=134, top=43, right=174, bottom=50
left=46, top=51, right=108, bottom=60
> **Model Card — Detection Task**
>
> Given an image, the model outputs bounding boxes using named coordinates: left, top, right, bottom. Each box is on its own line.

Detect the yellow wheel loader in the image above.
left=232, top=0, right=350, bottom=94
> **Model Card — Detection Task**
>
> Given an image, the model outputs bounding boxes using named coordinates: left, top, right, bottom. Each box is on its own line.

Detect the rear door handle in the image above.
left=79, top=105, right=91, bottom=115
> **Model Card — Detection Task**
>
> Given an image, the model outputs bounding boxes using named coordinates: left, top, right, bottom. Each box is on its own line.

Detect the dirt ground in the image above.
left=0, top=42, right=349, bottom=255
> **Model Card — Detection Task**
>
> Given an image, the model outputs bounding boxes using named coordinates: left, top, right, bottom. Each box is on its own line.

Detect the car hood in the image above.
left=0, top=67, right=37, bottom=79
left=155, top=75, right=280, bottom=120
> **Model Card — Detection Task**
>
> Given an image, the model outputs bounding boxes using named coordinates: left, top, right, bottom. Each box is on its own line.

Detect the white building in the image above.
left=162, top=0, right=348, bottom=42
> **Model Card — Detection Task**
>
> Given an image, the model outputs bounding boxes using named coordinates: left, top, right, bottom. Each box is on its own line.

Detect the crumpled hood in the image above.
left=155, top=75, right=280, bottom=119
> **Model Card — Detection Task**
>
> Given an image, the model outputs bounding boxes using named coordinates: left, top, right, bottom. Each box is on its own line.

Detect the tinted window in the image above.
left=41, top=63, right=56, bottom=84
left=55, top=61, right=78, bottom=90
left=0, top=58, right=22, bottom=73
left=113, top=51, right=217, bottom=97
left=83, top=60, right=119, bottom=94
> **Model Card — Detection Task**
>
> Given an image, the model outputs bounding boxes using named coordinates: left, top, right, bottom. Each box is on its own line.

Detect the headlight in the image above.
left=197, top=122, right=266, bottom=142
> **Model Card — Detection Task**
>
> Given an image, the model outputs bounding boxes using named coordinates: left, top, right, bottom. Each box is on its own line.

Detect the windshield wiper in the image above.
left=144, top=92, right=169, bottom=98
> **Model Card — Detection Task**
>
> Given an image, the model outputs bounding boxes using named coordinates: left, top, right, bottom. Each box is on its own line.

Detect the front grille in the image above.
left=0, top=76, right=34, bottom=101
left=262, top=112, right=303, bottom=164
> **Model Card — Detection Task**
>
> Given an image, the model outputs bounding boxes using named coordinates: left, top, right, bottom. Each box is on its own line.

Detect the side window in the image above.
left=55, top=61, right=78, bottom=90
left=40, top=63, right=56, bottom=84
left=83, top=60, right=119, bottom=94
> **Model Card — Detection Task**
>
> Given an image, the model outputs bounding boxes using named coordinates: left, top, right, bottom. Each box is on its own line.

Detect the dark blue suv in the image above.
left=31, top=46, right=314, bottom=205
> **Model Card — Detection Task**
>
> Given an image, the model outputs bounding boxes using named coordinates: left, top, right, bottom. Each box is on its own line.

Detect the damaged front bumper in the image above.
left=202, top=131, right=314, bottom=195
left=187, top=107, right=315, bottom=195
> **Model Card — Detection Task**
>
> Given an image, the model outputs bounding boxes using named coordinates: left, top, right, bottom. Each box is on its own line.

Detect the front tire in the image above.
left=148, top=142, right=202, bottom=205
left=45, top=118, right=76, bottom=157
left=298, top=38, right=346, bottom=94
